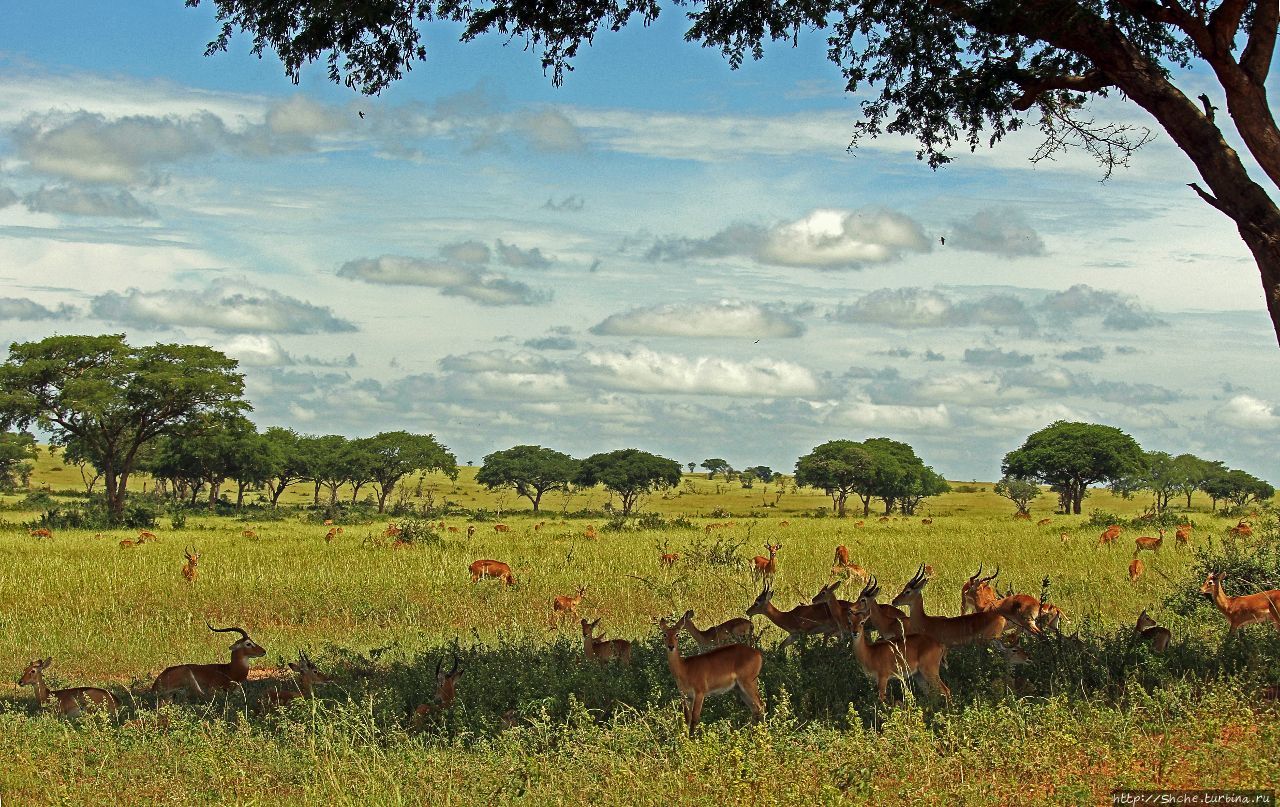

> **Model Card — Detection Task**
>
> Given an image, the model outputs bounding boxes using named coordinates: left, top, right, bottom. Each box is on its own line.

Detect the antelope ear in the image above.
left=41, top=657, right=52, bottom=668
left=288, top=662, right=302, bottom=673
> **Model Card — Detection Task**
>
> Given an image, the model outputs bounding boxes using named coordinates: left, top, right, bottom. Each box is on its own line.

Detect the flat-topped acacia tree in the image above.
left=189, top=0, right=1280, bottom=344
left=0, top=334, right=247, bottom=522
left=477, top=444, right=578, bottom=513
left=574, top=448, right=682, bottom=516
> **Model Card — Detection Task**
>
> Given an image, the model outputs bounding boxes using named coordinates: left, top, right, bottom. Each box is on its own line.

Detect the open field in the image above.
left=1, top=468, right=1278, bottom=805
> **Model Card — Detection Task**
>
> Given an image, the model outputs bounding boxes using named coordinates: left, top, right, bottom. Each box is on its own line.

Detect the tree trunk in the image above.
left=271, top=479, right=287, bottom=507
left=208, top=478, right=220, bottom=510
left=236, top=481, right=246, bottom=510
left=313, top=481, right=321, bottom=506
left=531, top=489, right=543, bottom=513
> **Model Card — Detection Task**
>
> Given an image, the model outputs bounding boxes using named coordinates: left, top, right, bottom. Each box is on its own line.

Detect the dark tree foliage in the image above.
left=357, top=431, right=458, bottom=513
left=0, top=431, right=37, bottom=491
left=794, top=440, right=874, bottom=516
left=189, top=0, right=1280, bottom=344
left=477, top=444, right=578, bottom=513
left=573, top=448, right=682, bottom=515
left=1002, top=421, right=1144, bottom=515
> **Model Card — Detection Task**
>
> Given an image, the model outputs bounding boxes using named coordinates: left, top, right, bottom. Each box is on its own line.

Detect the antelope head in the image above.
left=208, top=623, right=266, bottom=658
left=18, top=656, right=52, bottom=686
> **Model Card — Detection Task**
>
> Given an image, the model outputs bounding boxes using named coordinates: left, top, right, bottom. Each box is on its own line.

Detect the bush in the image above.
left=684, top=535, right=746, bottom=568
left=1086, top=509, right=1122, bottom=528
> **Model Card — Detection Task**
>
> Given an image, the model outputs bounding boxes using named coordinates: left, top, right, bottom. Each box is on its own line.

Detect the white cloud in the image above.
left=948, top=208, right=1046, bottom=257
left=577, top=347, right=820, bottom=397
left=90, top=286, right=356, bottom=334
left=24, top=185, right=156, bottom=218
left=829, top=397, right=952, bottom=429
left=0, top=297, right=76, bottom=320
left=967, top=403, right=1079, bottom=430
left=337, top=255, right=550, bottom=306
left=216, top=334, right=296, bottom=367
left=591, top=300, right=804, bottom=338
left=1216, top=394, right=1280, bottom=430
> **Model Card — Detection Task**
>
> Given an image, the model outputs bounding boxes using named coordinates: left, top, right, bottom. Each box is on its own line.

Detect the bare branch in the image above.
left=1032, top=106, right=1155, bottom=181
left=1012, top=70, right=1113, bottom=111
left=1187, top=182, right=1232, bottom=214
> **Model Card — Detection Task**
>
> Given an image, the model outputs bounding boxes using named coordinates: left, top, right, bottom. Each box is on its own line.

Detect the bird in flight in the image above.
left=358, top=110, right=366, bottom=119
left=939, top=236, right=946, bottom=246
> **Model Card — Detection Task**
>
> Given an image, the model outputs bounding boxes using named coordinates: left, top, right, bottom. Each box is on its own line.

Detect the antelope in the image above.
left=412, top=654, right=463, bottom=727
left=960, top=565, right=1000, bottom=614
left=1099, top=524, right=1122, bottom=546
left=1037, top=518, right=1052, bottom=526
left=181, top=548, right=199, bottom=583
left=583, top=525, right=598, bottom=540
left=580, top=618, right=632, bottom=664
left=469, top=559, right=516, bottom=586
left=840, top=580, right=950, bottom=704
left=1199, top=571, right=1280, bottom=634
left=1229, top=520, right=1253, bottom=538
left=1013, top=511, right=1031, bottom=521
left=678, top=609, right=754, bottom=649
left=466, top=525, right=476, bottom=539
left=1129, top=554, right=1145, bottom=581
left=891, top=565, right=1041, bottom=647
left=151, top=624, right=267, bottom=703
left=751, top=542, right=780, bottom=582
left=779, top=520, right=790, bottom=527
left=138, top=530, right=157, bottom=541
left=854, top=520, right=865, bottom=527
left=18, top=657, right=118, bottom=718
left=657, top=617, right=764, bottom=735
left=323, top=519, right=334, bottom=525
left=1175, top=524, right=1192, bottom=547
left=811, top=578, right=859, bottom=637
left=921, top=518, right=933, bottom=525
left=1037, top=602, right=1065, bottom=633
left=1060, top=532, right=1070, bottom=543
left=1135, top=611, right=1171, bottom=654
left=878, top=516, right=891, bottom=523
left=850, top=575, right=908, bottom=641
left=324, top=528, right=337, bottom=543
left=258, top=650, right=332, bottom=711
left=29, top=528, right=53, bottom=539
left=746, top=581, right=841, bottom=648
left=659, top=552, right=680, bottom=568
left=242, top=529, right=257, bottom=539
left=447, top=526, right=460, bottom=534
left=1135, top=529, right=1164, bottom=552
left=833, top=545, right=851, bottom=567
left=383, top=524, right=402, bottom=539
left=551, top=585, right=587, bottom=622
left=493, top=523, right=511, bottom=533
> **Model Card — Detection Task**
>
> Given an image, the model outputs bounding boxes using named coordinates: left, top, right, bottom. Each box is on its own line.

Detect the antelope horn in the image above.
left=434, top=657, right=443, bottom=679
left=982, top=565, right=1001, bottom=583
left=448, top=653, right=460, bottom=677
left=207, top=623, right=249, bottom=642
left=968, top=564, right=983, bottom=583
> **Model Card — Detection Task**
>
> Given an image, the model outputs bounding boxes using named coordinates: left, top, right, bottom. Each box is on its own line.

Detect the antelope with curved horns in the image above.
left=679, top=609, right=754, bottom=649
left=960, top=564, right=1001, bottom=614
left=412, top=653, right=464, bottom=727
left=1199, top=571, right=1280, bottom=635
left=746, top=580, right=841, bottom=648
left=837, top=578, right=950, bottom=704
left=18, top=657, right=118, bottom=718
left=580, top=618, right=632, bottom=665
left=258, top=650, right=332, bottom=712
left=181, top=547, right=199, bottom=583
left=849, top=575, right=907, bottom=642
left=891, top=565, right=1041, bottom=647
left=658, top=616, right=763, bottom=735
left=151, top=623, right=267, bottom=703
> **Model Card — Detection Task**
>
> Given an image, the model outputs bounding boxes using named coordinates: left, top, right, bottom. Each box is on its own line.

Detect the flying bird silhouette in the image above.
left=939, top=236, right=946, bottom=246
left=358, top=110, right=365, bottom=119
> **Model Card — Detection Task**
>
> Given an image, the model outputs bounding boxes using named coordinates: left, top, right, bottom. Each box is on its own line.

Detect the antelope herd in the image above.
left=12, top=514, right=1280, bottom=738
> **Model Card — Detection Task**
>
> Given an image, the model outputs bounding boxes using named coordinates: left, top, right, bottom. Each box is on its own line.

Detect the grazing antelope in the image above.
left=746, top=581, right=841, bottom=648
left=29, top=528, right=53, bottom=539
left=1129, top=554, right=1145, bottom=582
left=659, top=552, right=680, bottom=568
left=580, top=618, right=632, bottom=664
left=551, top=585, right=587, bottom=623
left=258, top=650, right=332, bottom=712
left=850, top=576, right=908, bottom=642
left=1135, top=611, right=1171, bottom=654
left=657, top=617, right=764, bottom=736
left=751, top=542, right=780, bottom=582
left=181, top=548, right=199, bottom=583
left=1229, top=520, right=1253, bottom=538
left=833, top=545, right=851, bottom=567
left=469, top=559, right=516, bottom=586
left=412, top=654, right=464, bottom=727
left=921, top=518, right=933, bottom=525
left=841, top=580, right=950, bottom=704
left=151, top=624, right=267, bottom=703
left=854, top=520, right=865, bottom=527
left=1036, top=518, right=1052, bottom=526
left=1199, top=571, right=1280, bottom=634
left=447, top=526, right=460, bottom=534
left=1099, top=524, right=1122, bottom=546
left=18, top=657, right=118, bottom=718
left=119, top=534, right=144, bottom=548
left=778, top=520, right=790, bottom=527
left=678, top=609, right=754, bottom=649
left=242, top=529, right=257, bottom=539
left=493, top=523, right=511, bottom=533
left=1135, top=529, right=1164, bottom=552
left=891, top=565, right=1041, bottom=647
left=324, top=528, right=337, bottom=543
left=466, top=525, right=475, bottom=539
left=1013, top=511, right=1031, bottom=521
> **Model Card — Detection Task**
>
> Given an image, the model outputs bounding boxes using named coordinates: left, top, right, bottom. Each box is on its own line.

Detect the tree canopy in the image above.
left=0, top=431, right=37, bottom=491
left=574, top=448, right=682, bottom=515
left=189, top=0, right=1280, bottom=344
left=994, top=475, right=1042, bottom=515
left=477, top=445, right=578, bottom=513
left=357, top=431, right=458, bottom=513
left=1002, top=421, right=1144, bottom=515
left=0, top=334, right=247, bottom=520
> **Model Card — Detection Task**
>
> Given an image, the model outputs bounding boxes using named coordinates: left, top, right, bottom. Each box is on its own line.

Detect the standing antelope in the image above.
left=493, top=523, right=511, bottom=533
left=551, top=585, right=587, bottom=623
left=1135, top=611, right=1171, bottom=654
left=891, top=565, right=1041, bottom=647
left=838, top=580, right=950, bottom=704
left=1199, top=571, right=1280, bottom=634
left=746, top=581, right=841, bottom=648
left=18, top=657, right=118, bottom=718
left=466, top=524, right=476, bottom=539
left=679, top=609, right=754, bottom=649
left=151, top=624, right=267, bottom=703
left=1135, top=529, right=1164, bottom=552
left=1175, top=524, right=1192, bottom=547
left=751, top=542, right=780, bottom=582
left=258, top=650, right=332, bottom=711
left=657, top=617, right=763, bottom=735
left=1099, top=524, right=1122, bottom=546
left=580, top=618, right=632, bottom=664
left=181, top=547, right=199, bottom=583
left=412, top=654, right=464, bottom=727
left=469, top=559, right=516, bottom=586
left=659, top=552, right=680, bottom=568
left=850, top=576, right=908, bottom=642
left=1229, top=520, right=1253, bottom=538
left=1129, top=554, right=1145, bottom=581
left=833, top=545, right=850, bottom=567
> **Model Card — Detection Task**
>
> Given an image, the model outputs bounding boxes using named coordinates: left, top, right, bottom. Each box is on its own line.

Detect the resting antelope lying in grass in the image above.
left=18, top=657, right=118, bottom=718
left=150, top=624, right=267, bottom=703
left=580, top=618, right=632, bottom=664
left=679, top=609, right=754, bottom=649
left=657, top=617, right=763, bottom=735
left=1135, top=611, right=1171, bottom=654
left=258, top=650, right=332, bottom=711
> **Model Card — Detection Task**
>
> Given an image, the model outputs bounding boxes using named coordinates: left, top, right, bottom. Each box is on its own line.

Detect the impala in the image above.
left=921, top=518, right=934, bottom=525
left=659, top=552, right=680, bottom=568
left=1175, top=524, right=1192, bottom=546
left=412, top=654, right=464, bottom=726
left=1135, top=529, right=1164, bottom=552
left=1200, top=571, right=1280, bottom=634
left=151, top=624, right=267, bottom=703
left=1036, top=518, right=1052, bottom=526
left=29, top=527, right=53, bottom=539
left=1099, top=524, right=1122, bottom=545
left=1129, top=555, right=1145, bottom=581
left=891, top=565, right=1041, bottom=647
left=493, top=523, right=511, bottom=533
left=833, top=545, right=851, bottom=567
left=1229, top=520, right=1253, bottom=538
left=850, top=576, right=908, bottom=642
left=1135, top=611, right=1171, bottom=654
left=751, top=542, right=780, bottom=582
left=469, top=559, right=516, bottom=586
left=678, top=609, right=754, bottom=649
left=18, top=657, right=118, bottom=718
left=551, top=585, right=587, bottom=622
left=746, top=581, right=841, bottom=648
left=181, top=547, right=199, bottom=583
left=657, top=617, right=763, bottom=735
left=842, top=580, right=950, bottom=704
left=580, top=618, right=632, bottom=664
left=258, top=650, right=332, bottom=711
left=960, top=565, right=1000, bottom=614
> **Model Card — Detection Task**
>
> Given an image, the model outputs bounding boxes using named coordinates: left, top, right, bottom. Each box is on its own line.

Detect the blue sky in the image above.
left=2, top=1, right=1279, bottom=482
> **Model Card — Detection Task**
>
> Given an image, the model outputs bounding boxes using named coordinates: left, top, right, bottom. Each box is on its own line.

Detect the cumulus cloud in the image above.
left=577, top=347, right=820, bottom=397
left=23, top=185, right=156, bottom=218
left=964, top=347, right=1034, bottom=368
left=496, top=239, right=552, bottom=269
left=524, top=335, right=577, bottom=350
left=439, top=350, right=556, bottom=374
left=0, top=186, right=18, bottom=208
left=948, top=208, right=1046, bottom=257
left=1216, top=394, right=1280, bottom=430
left=591, top=300, right=805, bottom=339
left=90, top=286, right=356, bottom=334
left=831, top=288, right=1037, bottom=334
left=829, top=398, right=951, bottom=429
left=647, top=208, right=931, bottom=269
left=440, top=241, right=491, bottom=265
left=337, top=254, right=550, bottom=306
left=1040, top=284, right=1165, bottom=331
left=0, top=297, right=76, bottom=320
left=217, top=334, right=296, bottom=366
left=520, top=108, right=587, bottom=152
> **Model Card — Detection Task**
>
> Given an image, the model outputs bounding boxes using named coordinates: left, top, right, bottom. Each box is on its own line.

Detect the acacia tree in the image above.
left=359, top=431, right=458, bottom=513
left=0, top=335, right=246, bottom=521
left=574, top=448, right=682, bottom=516
left=994, top=475, right=1042, bottom=515
left=0, top=431, right=37, bottom=490
left=191, top=0, right=1280, bottom=344
left=701, top=458, right=733, bottom=481
left=1002, top=421, right=1144, bottom=515
left=794, top=440, right=875, bottom=516
left=1172, top=453, right=1226, bottom=508
left=477, top=444, right=577, bottom=513
left=261, top=426, right=307, bottom=507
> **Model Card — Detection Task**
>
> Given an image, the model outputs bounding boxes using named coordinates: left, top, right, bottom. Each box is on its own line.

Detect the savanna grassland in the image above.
left=1, top=459, right=1278, bottom=805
